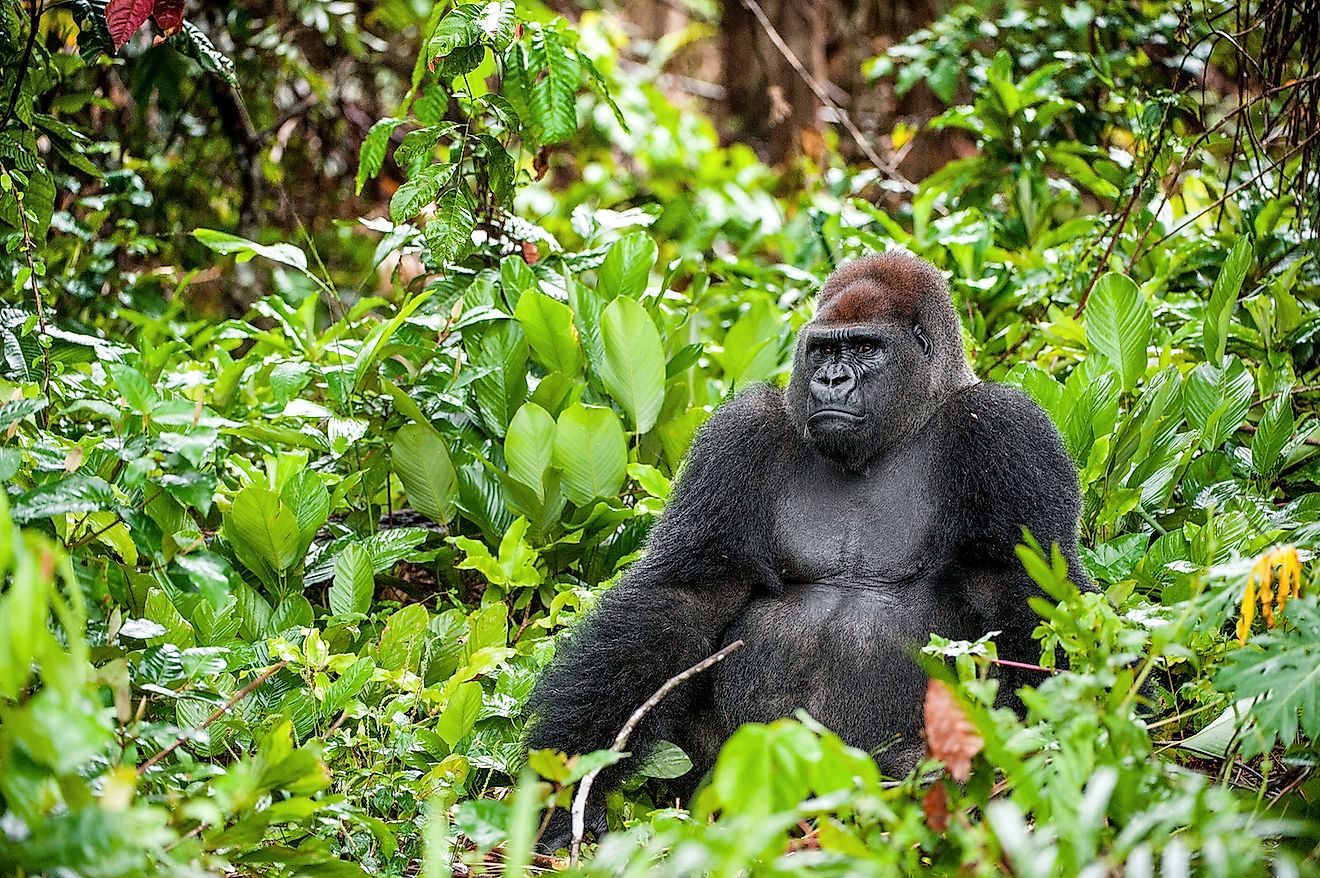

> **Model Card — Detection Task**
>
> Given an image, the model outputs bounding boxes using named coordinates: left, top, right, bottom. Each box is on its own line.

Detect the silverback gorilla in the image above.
left=527, top=251, right=1089, bottom=842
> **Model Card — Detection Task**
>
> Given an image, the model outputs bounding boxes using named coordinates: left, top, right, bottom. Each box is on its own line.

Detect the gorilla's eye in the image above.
left=853, top=341, right=877, bottom=356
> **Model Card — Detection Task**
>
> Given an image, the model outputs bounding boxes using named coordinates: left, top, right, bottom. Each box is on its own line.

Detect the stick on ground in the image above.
left=568, top=639, right=746, bottom=867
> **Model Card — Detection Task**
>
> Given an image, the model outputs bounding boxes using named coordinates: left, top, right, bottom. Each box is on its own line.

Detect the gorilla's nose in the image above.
left=811, top=365, right=856, bottom=402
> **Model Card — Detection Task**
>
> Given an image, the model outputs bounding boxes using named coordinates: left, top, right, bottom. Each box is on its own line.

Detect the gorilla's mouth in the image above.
left=806, top=409, right=865, bottom=428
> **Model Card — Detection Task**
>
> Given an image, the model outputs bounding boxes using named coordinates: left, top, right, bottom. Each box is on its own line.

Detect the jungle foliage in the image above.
left=0, top=0, right=1318, bottom=874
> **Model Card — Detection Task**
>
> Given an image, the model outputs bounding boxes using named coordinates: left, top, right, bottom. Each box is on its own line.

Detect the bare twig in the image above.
left=568, top=640, right=745, bottom=867
left=137, top=661, right=290, bottom=774
left=736, top=0, right=915, bottom=193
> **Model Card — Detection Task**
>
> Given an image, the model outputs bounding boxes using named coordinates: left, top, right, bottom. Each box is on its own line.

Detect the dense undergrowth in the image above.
left=1, top=0, right=1319, bottom=874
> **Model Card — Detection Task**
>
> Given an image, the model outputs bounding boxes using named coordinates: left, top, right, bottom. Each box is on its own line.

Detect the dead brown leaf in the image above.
left=923, top=679, right=983, bottom=783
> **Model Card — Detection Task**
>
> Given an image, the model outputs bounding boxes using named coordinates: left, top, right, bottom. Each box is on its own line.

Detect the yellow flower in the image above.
left=1237, top=546, right=1304, bottom=645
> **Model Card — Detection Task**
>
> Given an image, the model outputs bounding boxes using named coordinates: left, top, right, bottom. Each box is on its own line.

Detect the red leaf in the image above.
left=923, top=680, right=983, bottom=783
left=922, top=781, right=950, bottom=832
left=105, top=0, right=154, bottom=49
left=152, top=0, right=185, bottom=36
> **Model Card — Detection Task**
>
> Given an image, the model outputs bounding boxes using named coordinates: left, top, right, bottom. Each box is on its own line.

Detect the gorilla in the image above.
left=526, top=251, right=1089, bottom=842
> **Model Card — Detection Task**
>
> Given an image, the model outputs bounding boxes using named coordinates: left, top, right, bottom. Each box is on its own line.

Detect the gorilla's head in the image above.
left=786, top=252, right=977, bottom=471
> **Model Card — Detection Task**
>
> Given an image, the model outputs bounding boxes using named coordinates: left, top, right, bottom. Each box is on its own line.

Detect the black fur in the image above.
left=525, top=253, right=1089, bottom=848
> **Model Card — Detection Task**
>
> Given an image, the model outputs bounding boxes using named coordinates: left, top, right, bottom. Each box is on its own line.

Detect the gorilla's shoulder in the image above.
left=934, top=381, right=1077, bottom=495
left=939, top=381, right=1059, bottom=439
left=692, top=384, right=790, bottom=448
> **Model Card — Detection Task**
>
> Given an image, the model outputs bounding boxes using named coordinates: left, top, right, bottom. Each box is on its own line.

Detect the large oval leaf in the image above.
left=513, top=289, right=584, bottom=376
left=1202, top=238, right=1252, bottom=367
left=598, top=232, right=657, bottom=300
left=505, top=403, right=557, bottom=500
left=599, top=297, right=666, bottom=434
left=1086, top=272, right=1151, bottom=393
left=224, top=487, right=302, bottom=584
left=552, top=404, right=627, bottom=505
left=393, top=424, right=458, bottom=523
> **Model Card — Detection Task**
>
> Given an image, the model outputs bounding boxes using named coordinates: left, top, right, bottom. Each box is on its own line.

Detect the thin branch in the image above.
left=736, top=0, right=915, bottom=193
left=137, top=661, right=289, bottom=774
left=0, top=0, right=42, bottom=131
left=568, top=640, right=745, bottom=867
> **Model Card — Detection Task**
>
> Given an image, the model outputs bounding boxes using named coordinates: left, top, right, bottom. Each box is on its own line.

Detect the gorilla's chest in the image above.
left=770, top=447, right=939, bottom=587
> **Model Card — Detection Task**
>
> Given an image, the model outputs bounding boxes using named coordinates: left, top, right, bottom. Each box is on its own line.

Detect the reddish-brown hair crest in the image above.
left=814, top=251, right=947, bottom=325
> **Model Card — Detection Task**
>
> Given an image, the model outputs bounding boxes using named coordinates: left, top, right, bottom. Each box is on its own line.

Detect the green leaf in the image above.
left=393, top=424, right=458, bottom=524
left=597, top=232, right=657, bottom=300
left=505, top=403, right=557, bottom=500
left=356, top=117, right=403, bottom=194
left=436, top=681, right=483, bottom=747
left=1203, top=238, right=1252, bottom=367
left=394, top=123, right=459, bottom=169
left=552, top=404, right=627, bottom=505
left=471, top=321, right=529, bottom=438
left=0, top=397, right=45, bottom=432
left=193, top=229, right=309, bottom=273
left=513, top=289, right=584, bottom=376
left=353, top=289, right=435, bottom=393
left=389, top=162, right=456, bottom=224
left=224, top=487, right=302, bottom=580
left=635, top=740, right=693, bottom=779
left=528, top=27, right=580, bottom=143
left=720, top=300, right=780, bottom=388
left=1251, top=389, right=1294, bottom=481
left=1184, top=357, right=1255, bottom=449
left=324, top=657, right=375, bottom=714
left=1216, top=599, right=1320, bottom=756
left=280, top=469, right=330, bottom=556
left=330, top=544, right=374, bottom=617
left=12, top=476, right=116, bottom=524
left=425, top=186, right=477, bottom=265
left=599, top=297, right=666, bottom=433
left=106, top=363, right=156, bottom=414
left=1085, top=273, right=1151, bottom=393
left=378, top=603, right=429, bottom=672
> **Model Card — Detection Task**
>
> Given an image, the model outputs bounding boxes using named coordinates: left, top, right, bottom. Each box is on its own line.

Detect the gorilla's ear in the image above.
left=913, top=323, right=932, bottom=356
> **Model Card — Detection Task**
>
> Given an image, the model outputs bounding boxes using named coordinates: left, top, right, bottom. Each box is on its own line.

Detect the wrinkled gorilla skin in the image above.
left=525, top=252, right=1090, bottom=844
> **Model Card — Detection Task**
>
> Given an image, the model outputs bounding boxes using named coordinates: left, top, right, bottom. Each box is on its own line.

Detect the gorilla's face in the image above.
left=788, top=319, right=934, bottom=471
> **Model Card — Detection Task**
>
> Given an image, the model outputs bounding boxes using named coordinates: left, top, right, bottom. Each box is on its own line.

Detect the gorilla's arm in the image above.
left=526, top=385, right=783, bottom=775
left=938, top=383, right=1092, bottom=689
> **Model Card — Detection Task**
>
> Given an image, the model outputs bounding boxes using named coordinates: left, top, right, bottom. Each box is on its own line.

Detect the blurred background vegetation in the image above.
left=1, top=0, right=1319, bottom=874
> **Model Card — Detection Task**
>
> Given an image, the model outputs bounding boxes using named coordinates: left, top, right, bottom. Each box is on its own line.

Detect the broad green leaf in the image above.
left=224, top=486, right=302, bottom=581
left=599, top=297, right=665, bottom=433
left=1085, top=272, right=1151, bottom=393
left=1184, top=357, right=1255, bottom=449
left=552, top=404, right=627, bottom=505
left=193, top=229, right=308, bottom=272
left=635, top=740, right=693, bottom=779
left=324, top=657, right=375, bottom=714
left=1252, top=389, right=1294, bottom=481
left=389, top=162, right=455, bottom=223
left=393, top=424, right=457, bottom=524
left=720, top=300, right=780, bottom=388
left=0, top=397, right=45, bottom=432
left=378, top=603, right=429, bottom=672
left=330, top=544, right=374, bottom=617
left=11, top=476, right=115, bottom=524
left=281, top=469, right=330, bottom=556
left=106, top=363, right=156, bottom=414
left=505, top=403, right=556, bottom=500
left=513, top=289, right=583, bottom=376
left=597, top=232, right=657, bottom=300
left=1203, top=238, right=1252, bottom=366
left=423, top=185, right=477, bottom=264
left=471, top=321, right=529, bottom=438
left=394, top=123, right=459, bottom=169
left=436, top=681, right=483, bottom=747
